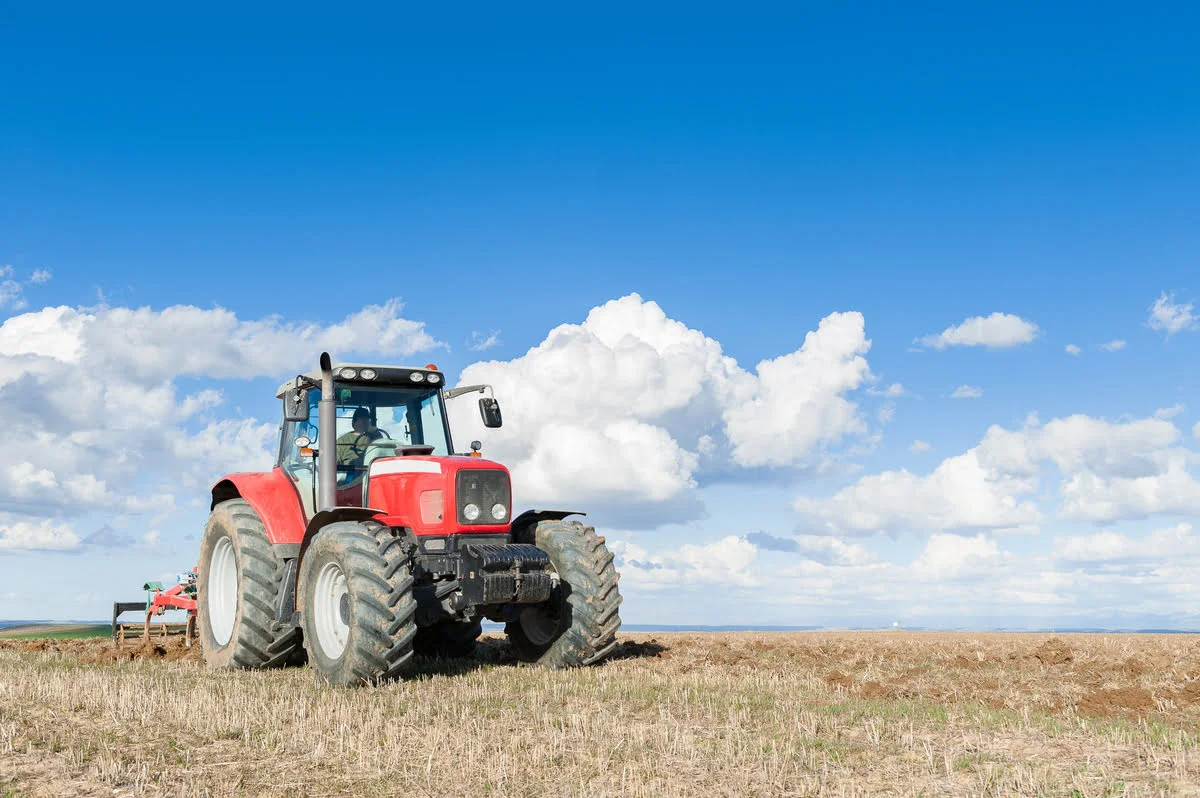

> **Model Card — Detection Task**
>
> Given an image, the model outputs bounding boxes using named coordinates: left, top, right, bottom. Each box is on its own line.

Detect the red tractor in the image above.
left=197, top=353, right=621, bottom=685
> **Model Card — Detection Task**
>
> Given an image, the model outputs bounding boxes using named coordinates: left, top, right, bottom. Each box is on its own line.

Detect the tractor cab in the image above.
left=276, top=364, right=455, bottom=513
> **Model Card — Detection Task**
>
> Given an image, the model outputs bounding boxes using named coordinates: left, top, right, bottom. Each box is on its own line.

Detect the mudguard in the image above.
left=210, top=469, right=308, bottom=545
left=509, top=509, right=585, bottom=541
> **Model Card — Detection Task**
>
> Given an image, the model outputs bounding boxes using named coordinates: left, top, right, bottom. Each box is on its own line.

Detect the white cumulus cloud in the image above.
left=794, top=449, right=1041, bottom=535
left=1148, top=292, right=1197, bottom=337
left=1065, top=344, right=1081, bottom=356
left=1099, top=339, right=1126, bottom=352
left=1056, top=523, right=1196, bottom=565
left=612, top=535, right=759, bottom=590
left=448, top=294, right=874, bottom=524
left=914, top=533, right=1005, bottom=579
left=795, top=411, right=1200, bottom=534
left=918, top=312, right=1039, bottom=350
left=0, top=518, right=81, bottom=551
left=909, top=440, right=931, bottom=454
left=951, top=385, right=983, bottom=399
left=722, top=311, right=872, bottom=467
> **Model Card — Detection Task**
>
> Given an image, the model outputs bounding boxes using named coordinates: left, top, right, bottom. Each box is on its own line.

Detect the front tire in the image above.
left=299, top=522, right=418, bottom=686
left=505, top=519, right=622, bottom=667
left=198, top=499, right=303, bottom=669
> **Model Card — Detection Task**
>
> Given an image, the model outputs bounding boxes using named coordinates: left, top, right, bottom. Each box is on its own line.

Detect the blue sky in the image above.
left=2, top=4, right=1199, bottom=627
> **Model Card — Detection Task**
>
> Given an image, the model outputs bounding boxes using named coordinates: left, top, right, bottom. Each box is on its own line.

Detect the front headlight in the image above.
left=491, top=503, right=507, bottom=521
left=463, top=503, right=480, bottom=521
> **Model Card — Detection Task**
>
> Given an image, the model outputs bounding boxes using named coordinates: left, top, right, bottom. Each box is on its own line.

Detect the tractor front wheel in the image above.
left=506, top=519, right=622, bottom=667
left=197, top=499, right=303, bottom=669
left=299, top=521, right=418, bottom=686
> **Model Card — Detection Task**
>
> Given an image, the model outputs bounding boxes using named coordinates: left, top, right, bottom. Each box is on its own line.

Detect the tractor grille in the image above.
left=456, top=469, right=510, bottom=525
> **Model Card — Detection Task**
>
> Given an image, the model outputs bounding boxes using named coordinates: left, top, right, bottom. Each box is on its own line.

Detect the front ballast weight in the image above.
left=448, top=542, right=556, bottom=611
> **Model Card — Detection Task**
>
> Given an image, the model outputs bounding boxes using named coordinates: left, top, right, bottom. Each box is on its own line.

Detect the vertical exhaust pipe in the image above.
left=318, top=352, right=337, bottom=511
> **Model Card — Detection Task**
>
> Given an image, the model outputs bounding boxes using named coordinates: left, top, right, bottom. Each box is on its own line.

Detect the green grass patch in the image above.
left=0, top=625, right=111, bottom=640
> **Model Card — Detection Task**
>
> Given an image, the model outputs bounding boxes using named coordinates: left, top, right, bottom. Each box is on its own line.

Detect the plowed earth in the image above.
left=2, top=631, right=1199, bottom=796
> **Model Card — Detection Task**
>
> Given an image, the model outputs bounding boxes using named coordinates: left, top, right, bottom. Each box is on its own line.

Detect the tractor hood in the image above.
left=366, top=455, right=512, bottom=536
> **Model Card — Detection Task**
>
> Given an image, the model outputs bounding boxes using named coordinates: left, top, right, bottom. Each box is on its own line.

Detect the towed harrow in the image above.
left=112, top=569, right=198, bottom=645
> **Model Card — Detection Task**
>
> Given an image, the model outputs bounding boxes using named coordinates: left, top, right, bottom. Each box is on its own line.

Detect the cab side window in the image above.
left=283, top=389, right=321, bottom=467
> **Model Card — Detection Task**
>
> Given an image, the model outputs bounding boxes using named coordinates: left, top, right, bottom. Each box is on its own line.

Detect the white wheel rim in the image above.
left=208, top=536, right=238, bottom=646
left=313, top=561, right=350, bottom=659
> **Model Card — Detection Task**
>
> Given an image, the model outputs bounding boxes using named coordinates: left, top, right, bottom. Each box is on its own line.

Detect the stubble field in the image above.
left=2, top=631, right=1199, bottom=797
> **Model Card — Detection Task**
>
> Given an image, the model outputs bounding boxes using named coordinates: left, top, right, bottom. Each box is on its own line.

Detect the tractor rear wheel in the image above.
left=197, top=499, right=303, bottom=669
left=414, top=618, right=482, bottom=659
left=299, top=521, right=418, bottom=686
left=505, top=519, right=622, bottom=667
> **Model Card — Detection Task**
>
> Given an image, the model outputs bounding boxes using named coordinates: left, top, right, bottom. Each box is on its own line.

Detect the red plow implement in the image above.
left=112, top=569, right=198, bottom=646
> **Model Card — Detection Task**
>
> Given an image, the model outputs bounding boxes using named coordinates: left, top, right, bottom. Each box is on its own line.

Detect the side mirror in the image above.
left=479, top=397, right=502, bottom=428
left=284, top=388, right=309, bottom=422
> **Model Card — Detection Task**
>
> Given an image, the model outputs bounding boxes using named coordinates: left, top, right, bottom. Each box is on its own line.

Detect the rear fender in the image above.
left=210, top=470, right=307, bottom=546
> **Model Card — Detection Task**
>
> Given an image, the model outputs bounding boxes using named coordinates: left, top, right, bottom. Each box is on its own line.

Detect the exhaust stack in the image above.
left=318, top=352, right=337, bottom=511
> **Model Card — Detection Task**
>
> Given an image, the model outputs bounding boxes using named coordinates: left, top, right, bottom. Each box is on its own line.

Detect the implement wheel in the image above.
left=505, top=519, right=622, bottom=667
left=198, top=499, right=303, bottom=669
left=299, top=521, right=418, bottom=686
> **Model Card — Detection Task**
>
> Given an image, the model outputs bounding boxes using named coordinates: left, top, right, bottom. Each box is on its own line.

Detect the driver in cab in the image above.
left=336, top=407, right=382, bottom=467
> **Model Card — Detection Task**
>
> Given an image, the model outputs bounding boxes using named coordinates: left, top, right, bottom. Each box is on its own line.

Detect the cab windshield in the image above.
left=331, top=383, right=451, bottom=455
left=280, top=383, right=452, bottom=514
left=285, top=383, right=452, bottom=468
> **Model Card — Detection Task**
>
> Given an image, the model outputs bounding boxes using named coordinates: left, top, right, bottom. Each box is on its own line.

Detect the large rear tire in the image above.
left=197, top=499, right=303, bottom=669
left=414, top=619, right=482, bottom=659
left=505, top=519, right=621, bottom=667
left=299, top=521, right=418, bottom=686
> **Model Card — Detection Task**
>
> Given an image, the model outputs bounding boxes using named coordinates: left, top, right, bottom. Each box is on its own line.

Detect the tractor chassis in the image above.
left=280, top=531, right=557, bottom=629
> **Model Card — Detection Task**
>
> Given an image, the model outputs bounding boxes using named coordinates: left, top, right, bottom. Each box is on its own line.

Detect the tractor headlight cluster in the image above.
left=456, top=469, right=510, bottom=526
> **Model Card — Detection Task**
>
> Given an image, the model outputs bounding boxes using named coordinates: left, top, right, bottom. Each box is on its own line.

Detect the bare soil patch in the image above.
left=1032, top=636, right=1075, bottom=665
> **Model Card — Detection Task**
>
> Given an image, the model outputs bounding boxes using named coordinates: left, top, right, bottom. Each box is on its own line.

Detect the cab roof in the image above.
left=275, top=363, right=444, bottom=398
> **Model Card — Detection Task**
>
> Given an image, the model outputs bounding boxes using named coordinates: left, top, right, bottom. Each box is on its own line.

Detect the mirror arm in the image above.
left=444, top=384, right=492, bottom=400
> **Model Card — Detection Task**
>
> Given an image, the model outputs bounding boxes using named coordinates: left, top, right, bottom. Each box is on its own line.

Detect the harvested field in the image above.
left=2, top=631, right=1199, bottom=796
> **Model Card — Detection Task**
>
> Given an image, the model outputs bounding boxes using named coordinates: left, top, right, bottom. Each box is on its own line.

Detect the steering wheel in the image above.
left=349, top=428, right=391, bottom=458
